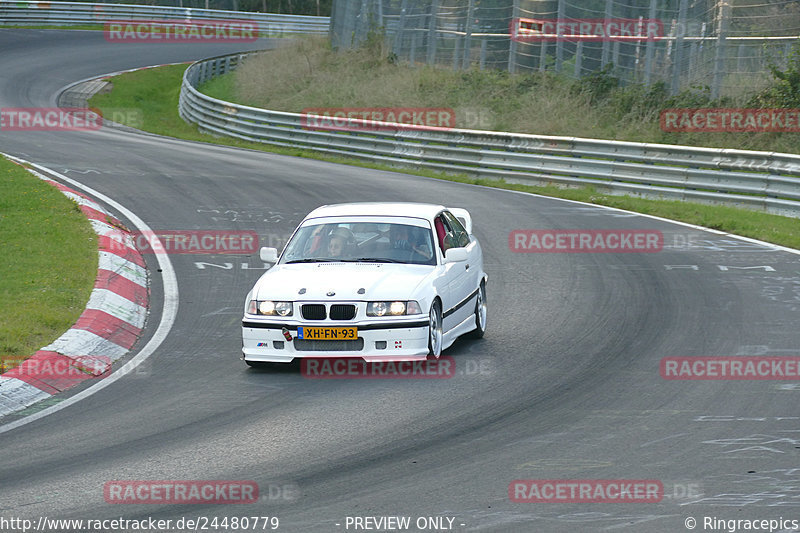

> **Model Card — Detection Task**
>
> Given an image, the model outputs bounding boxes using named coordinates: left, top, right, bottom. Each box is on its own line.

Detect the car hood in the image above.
left=253, top=263, right=432, bottom=301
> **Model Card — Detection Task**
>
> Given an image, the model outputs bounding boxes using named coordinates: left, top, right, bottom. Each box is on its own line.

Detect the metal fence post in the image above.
left=539, top=41, right=548, bottom=72
left=711, top=0, right=730, bottom=100
left=427, top=0, right=439, bottom=65
left=393, top=0, right=409, bottom=58
left=341, top=0, right=358, bottom=48
left=601, top=0, right=612, bottom=67
left=329, top=0, right=346, bottom=47
left=555, top=0, right=564, bottom=72
left=736, top=43, right=745, bottom=75
left=575, top=41, right=583, bottom=78
left=670, top=0, right=688, bottom=94
left=688, top=40, right=698, bottom=82
left=644, top=0, right=657, bottom=85
left=508, top=0, right=518, bottom=73
left=480, top=39, right=487, bottom=70
left=351, top=0, right=369, bottom=44
left=462, top=0, right=474, bottom=69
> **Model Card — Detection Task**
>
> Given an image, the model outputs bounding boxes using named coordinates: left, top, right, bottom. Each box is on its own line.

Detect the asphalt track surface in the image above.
left=2, top=29, right=800, bottom=533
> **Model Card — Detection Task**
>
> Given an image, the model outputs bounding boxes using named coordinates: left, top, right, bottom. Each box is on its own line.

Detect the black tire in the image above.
left=427, top=300, right=443, bottom=357
left=469, top=281, right=487, bottom=339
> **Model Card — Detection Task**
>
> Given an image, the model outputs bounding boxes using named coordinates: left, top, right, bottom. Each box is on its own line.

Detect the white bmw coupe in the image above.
left=241, top=202, right=487, bottom=365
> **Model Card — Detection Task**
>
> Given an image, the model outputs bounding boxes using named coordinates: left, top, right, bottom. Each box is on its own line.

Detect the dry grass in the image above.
left=206, top=37, right=618, bottom=134
left=232, top=38, right=439, bottom=110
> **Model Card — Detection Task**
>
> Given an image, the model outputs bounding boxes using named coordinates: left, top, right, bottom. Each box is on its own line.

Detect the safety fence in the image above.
left=330, top=0, right=800, bottom=98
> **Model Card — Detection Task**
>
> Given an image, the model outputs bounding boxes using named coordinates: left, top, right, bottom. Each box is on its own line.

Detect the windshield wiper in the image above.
left=285, top=258, right=340, bottom=264
left=342, top=258, right=404, bottom=263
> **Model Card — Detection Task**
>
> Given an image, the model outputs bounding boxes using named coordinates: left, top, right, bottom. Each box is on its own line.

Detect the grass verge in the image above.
left=0, top=157, right=97, bottom=371
left=88, top=63, right=800, bottom=251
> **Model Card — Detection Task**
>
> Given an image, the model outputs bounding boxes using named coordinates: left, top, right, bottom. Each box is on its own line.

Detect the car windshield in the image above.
left=281, top=221, right=436, bottom=266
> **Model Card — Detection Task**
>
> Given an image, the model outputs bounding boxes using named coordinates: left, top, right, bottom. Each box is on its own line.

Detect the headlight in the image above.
left=274, top=301, right=293, bottom=316
left=248, top=300, right=293, bottom=316
left=366, top=301, right=422, bottom=316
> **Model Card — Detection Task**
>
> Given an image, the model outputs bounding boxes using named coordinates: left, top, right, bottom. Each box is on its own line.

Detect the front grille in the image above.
left=293, top=338, right=364, bottom=351
left=301, top=304, right=326, bottom=320
left=329, top=304, right=356, bottom=320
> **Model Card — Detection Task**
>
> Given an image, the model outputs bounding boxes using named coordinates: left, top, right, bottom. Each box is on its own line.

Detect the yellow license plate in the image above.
left=298, top=326, right=357, bottom=340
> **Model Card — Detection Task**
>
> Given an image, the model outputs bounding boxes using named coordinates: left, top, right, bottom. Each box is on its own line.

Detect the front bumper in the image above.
left=242, top=318, right=429, bottom=363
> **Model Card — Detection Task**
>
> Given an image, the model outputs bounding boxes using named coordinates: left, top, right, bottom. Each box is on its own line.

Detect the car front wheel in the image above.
left=428, top=300, right=443, bottom=357
left=470, top=281, right=487, bottom=339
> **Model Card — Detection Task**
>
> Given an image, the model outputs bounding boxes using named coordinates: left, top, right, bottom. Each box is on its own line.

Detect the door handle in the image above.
left=465, top=264, right=470, bottom=270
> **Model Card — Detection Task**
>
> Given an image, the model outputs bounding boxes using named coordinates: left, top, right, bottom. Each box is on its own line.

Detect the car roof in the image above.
left=304, top=202, right=447, bottom=221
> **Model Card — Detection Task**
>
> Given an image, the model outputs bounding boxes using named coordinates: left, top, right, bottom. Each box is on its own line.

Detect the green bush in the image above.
left=749, top=39, right=800, bottom=107
left=573, top=63, right=619, bottom=105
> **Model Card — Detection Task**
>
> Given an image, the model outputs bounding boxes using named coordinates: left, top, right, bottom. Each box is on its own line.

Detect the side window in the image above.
left=442, top=211, right=470, bottom=248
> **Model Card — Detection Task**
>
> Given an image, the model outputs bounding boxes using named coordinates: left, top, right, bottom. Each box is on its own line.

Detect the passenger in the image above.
left=328, top=227, right=354, bottom=258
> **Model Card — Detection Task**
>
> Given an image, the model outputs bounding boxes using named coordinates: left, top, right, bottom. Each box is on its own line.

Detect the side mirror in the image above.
left=260, top=247, right=278, bottom=263
left=444, top=248, right=468, bottom=263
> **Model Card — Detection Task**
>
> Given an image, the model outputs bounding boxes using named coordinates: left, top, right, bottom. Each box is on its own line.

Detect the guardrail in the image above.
left=178, top=51, right=799, bottom=218
left=0, top=1, right=329, bottom=35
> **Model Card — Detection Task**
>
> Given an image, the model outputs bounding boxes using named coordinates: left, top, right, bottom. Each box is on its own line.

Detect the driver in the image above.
left=390, top=225, right=432, bottom=260
left=328, top=227, right=354, bottom=258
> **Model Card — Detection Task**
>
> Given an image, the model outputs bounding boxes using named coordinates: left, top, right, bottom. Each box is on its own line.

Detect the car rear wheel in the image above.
left=470, top=281, right=487, bottom=339
left=428, top=300, right=443, bottom=358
